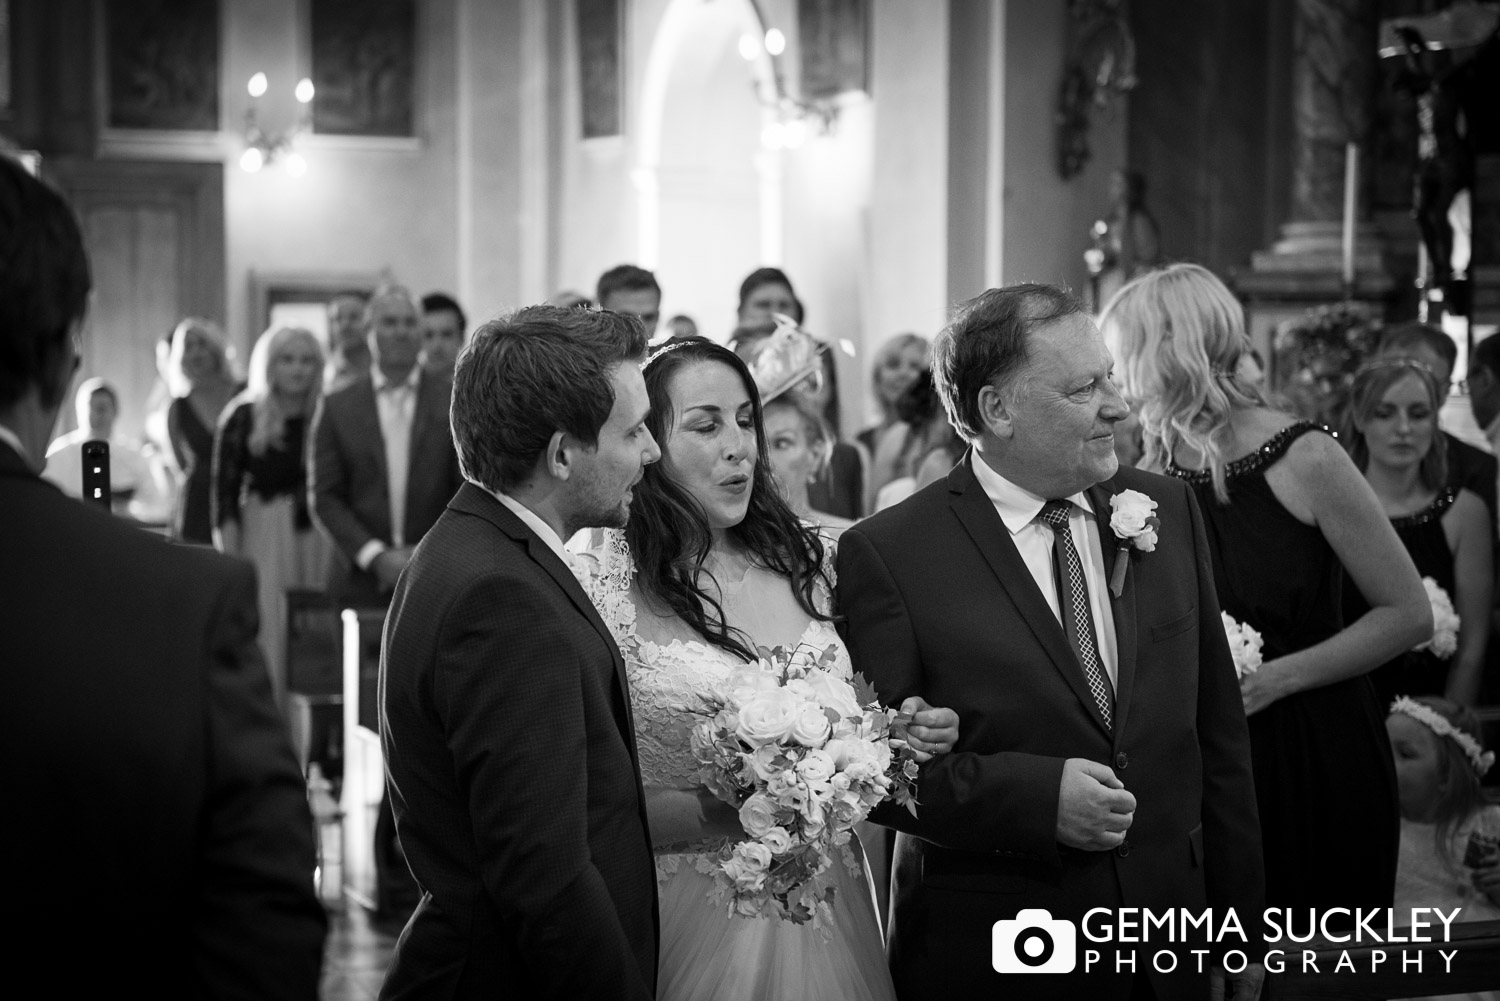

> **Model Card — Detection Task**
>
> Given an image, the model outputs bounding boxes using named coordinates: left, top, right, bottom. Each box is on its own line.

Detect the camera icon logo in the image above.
left=992, top=909, right=1077, bottom=974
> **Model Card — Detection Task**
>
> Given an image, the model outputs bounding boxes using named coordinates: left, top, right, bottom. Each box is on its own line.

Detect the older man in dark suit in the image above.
left=310, top=283, right=463, bottom=610
left=379, top=306, right=661, bottom=1000
left=839, top=285, right=1264, bottom=1001
left=0, top=156, right=324, bottom=997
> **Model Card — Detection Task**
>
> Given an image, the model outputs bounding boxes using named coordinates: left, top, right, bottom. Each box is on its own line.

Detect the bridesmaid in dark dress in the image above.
left=1103, top=263, right=1431, bottom=917
left=1340, top=361, right=1491, bottom=708
left=165, top=318, right=240, bottom=544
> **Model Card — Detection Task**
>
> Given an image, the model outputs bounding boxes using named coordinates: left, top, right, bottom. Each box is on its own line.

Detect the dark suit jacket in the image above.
left=1446, top=429, right=1498, bottom=524
left=0, top=440, right=326, bottom=998
left=378, top=483, right=658, bottom=1000
left=838, top=456, right=1263, bottom=1001
left=309, top=370, right=462, bottom=607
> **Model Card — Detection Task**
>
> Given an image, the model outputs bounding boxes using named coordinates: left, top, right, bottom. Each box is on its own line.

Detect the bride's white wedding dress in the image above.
left=575, top=530, right=896, bottom=1001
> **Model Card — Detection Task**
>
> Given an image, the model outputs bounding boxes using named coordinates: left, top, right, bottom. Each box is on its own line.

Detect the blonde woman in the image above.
left=762, top=391, right=853, bottom=536
left=166, top=317, right=240, bottom=543
left=1102, top=262, right=1430, bottom=922
left=212, top=326, right=330, bottom=706
left=858, top=333, right=929, bottom=506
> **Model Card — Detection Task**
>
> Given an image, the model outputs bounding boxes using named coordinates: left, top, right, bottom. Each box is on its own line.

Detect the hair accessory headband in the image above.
left=1390, top=696, right=1495, bottom=776
left=643, top=340, right=688, bottom=370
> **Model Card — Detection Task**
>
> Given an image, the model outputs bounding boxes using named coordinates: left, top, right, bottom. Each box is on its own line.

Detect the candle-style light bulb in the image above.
left=240, top=147, right=265, bottom=173
left=765, top=29, right=786, bottom=56
left=295, top=78, right=315, bottom=104
left=247, top=73, right=268, bottom=98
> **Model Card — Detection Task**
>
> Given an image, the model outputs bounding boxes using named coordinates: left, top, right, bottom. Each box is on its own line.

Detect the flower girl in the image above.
left=1388, top=695, right=1500, bottom=1000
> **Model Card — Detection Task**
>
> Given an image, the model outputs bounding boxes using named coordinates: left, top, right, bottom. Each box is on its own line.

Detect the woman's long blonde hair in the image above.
left=166, top=317, right=234, bottom=397
left=1101, top=263, right=1266, bottom=502
left=238, top=325, right=323, bottom=456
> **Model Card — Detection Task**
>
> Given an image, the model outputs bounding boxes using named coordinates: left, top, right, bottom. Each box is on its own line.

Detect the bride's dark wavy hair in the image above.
left=627, top=337, right=833, bottom=662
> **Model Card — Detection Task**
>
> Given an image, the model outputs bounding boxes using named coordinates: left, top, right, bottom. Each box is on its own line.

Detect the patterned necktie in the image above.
left=1037, top=499, right=1113, bottom=730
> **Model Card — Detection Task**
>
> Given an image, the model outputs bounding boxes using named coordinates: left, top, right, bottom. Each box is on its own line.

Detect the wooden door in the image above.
left=43, top=158, right=225, bottom=442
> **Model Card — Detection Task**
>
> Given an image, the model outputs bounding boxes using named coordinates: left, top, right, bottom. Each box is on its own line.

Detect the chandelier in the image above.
left=240, top=72, right=314, bottom=175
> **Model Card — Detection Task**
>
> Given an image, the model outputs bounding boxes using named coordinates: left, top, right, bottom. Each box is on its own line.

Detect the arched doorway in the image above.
left=637, top=0, right=780, bottom=340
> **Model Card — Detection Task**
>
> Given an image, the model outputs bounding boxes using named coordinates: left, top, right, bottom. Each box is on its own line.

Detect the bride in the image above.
left=576, top=337, right=958, bottom=1001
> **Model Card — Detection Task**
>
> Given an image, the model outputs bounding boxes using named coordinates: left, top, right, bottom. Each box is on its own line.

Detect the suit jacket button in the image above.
left=1114, top=752, right=1129, bottom=770
left=1117, top=841, right=1131, bottom=858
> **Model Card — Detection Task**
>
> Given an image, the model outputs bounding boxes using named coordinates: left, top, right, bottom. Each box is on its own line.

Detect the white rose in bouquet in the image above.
left=1221, top=612, right=1264, bottom=680
left=800, top=668, right=863, bottom=718
left=788, top=701, right=833, bottom=747
left=738, top=792, right=780, bottom=838
left=760, top=826, right=793, bottom=854
left=736, top=687, right=802, bottom=745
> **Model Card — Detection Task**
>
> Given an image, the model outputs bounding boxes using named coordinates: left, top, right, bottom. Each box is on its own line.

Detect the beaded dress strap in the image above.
left=1165, top=421, right=1331, bottom=484
left=1390, top=486, right=1458, bottom=530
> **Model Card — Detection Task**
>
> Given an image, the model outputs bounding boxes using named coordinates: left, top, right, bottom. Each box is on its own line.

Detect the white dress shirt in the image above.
left=373, top=366, right=420, bottom=548
left=485, top=485, right=575, bottom=569
left=970, top=452, right=1119, bottom=689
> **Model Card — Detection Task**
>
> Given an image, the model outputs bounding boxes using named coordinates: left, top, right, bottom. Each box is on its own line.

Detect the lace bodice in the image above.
left=572, top=529, right=848, bottom=791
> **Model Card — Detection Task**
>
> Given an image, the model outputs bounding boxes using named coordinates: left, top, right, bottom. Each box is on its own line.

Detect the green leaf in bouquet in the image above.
left=850, top=670, right=881, bottom=709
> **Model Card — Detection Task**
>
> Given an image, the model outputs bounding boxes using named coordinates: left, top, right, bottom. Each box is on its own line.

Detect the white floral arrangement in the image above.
left=1416, top=577, right=1460, bottom=659
left=1107, top=489, right=1160, bottom=596
left=688, top=642, right=920, bottom=934
left=1221, top=612, right=1264, bottom=680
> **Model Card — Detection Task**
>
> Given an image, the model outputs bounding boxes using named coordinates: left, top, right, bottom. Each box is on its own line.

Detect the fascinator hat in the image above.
left=748, top=313, right=829, bottom=404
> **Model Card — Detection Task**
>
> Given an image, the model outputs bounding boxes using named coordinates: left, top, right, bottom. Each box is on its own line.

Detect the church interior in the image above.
left=6, top=0, right=1500, bottom=997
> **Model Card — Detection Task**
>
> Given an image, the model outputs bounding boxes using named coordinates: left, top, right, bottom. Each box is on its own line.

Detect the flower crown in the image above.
left=1390, top=696, right=1496, bottom=776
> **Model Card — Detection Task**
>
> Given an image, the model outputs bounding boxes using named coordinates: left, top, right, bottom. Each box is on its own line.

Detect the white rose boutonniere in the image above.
left=1107, top=490, right=1160, bottom=597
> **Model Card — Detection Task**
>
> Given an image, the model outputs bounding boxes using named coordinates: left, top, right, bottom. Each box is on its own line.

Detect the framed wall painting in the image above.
left=103, top=0, right=219, bottom=131
left=310, top=0, right=416, bottom=137
left=577, top=0, right=621, bottom=139
left=798, top=0, right=869, bottom=100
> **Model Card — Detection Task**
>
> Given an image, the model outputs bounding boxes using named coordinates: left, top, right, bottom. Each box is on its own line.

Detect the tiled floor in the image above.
left=320, top=904, right=399, bottom=1001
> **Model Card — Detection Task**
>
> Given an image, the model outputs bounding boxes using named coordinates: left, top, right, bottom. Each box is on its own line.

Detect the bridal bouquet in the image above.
left=1221, top=613, right=1264, bottom=680
left=1417, top=577, right=1460, bottom=659
left=688, top=642, right=920, bottom=932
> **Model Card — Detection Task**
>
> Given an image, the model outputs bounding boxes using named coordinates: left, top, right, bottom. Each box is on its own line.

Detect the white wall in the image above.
left=221, top=0, right=466, bottom=351
left=1000, top=0, right=1127, bottom=296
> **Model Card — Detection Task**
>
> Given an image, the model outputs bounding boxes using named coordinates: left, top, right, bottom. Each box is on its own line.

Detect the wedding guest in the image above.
left=872, top=368, right=960, bottom=511
left=0, top=148, right=324, bottom=1001
left=325, top=291, right=370, bottom=392
left=1388, top=696, right=1500, bottom=969
left=729, top=311, right=865, bottom=519
left=858, top=332, right=929, bottom=504
left=1104, top=262, right=1429, bottom=921
left=44, top=377, right=171, bottom=523
left=762, top=393, right=852, bottom=535
left=419, top=291, right=466, bottom=377
left=166, top=316, right=240, bottom=544
left=1377, top=322, right=1498, bottom=524
left=213, top=326, right=332, bottom=708
left=1469, top=334, right=1500, bottom=456
left=310, top=283, right=462, bottom=610
left=667, top=314, right=698, bottom=339
left=1341, top=360, right=1491, bottom=707
left=597, top=264, right=661, bottom=336
left=736, top=266, right=802, bottom=328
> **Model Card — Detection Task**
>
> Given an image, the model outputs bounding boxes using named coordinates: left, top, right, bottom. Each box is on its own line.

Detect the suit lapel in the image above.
left=1088, top=480, right=1137, bottom=739
left=948, top=456, right=1112, bottom=737
left=449, top=485, right=641, bottom=752
left=352, top=378, right=390, bottom=487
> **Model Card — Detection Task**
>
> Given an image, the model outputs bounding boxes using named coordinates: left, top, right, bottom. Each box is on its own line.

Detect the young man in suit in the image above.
left=309, top=283, right=463, bottom=610
left=838, top=285, right=1264, bottom=1001
left=378, top=305, right=661, bottom=1000
left=0, top=156, right=325, bottom=997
